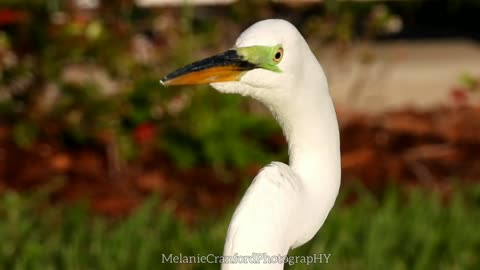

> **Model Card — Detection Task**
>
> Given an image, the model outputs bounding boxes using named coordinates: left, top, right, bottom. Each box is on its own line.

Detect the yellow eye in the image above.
left=273, top=47, right=283, bottom=63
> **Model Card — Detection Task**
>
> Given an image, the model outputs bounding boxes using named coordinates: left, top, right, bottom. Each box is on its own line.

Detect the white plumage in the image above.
left=213, top=20, right=341, bottom=270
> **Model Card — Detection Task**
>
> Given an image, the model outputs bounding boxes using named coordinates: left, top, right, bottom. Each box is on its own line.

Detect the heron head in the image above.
left=161, top=19, right=314, bottom=104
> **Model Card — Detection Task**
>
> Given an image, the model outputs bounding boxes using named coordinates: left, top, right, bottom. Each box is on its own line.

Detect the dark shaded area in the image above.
left=385, top=0, right=480, bottom=41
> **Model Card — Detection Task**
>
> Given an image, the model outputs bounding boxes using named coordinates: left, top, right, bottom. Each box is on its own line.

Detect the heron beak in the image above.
left=160, top=50, right=258, bottom=86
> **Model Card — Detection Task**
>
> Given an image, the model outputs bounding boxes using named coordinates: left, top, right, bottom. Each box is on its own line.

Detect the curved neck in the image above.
left=289, top=94, right=340, bottom=189
left=272, top=73, right=341, bottom=211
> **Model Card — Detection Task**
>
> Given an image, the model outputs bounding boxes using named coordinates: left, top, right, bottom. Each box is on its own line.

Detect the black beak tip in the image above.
left=159, top=77, right=168, bottom=86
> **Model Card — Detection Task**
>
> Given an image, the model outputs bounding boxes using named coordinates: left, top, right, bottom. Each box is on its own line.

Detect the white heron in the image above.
left=161, top=19, right=341, bottom=269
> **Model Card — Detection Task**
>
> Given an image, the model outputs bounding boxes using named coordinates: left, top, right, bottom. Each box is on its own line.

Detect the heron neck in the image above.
left=274, top=78, right=341, bottom=211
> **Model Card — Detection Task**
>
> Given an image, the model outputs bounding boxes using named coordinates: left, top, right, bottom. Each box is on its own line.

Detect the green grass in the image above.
left=1, top=184, right=480, bottom=270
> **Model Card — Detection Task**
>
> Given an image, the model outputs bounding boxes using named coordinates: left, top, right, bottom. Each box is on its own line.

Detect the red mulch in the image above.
left=1, top=105, right=480, bottom=221
left=338, top=105, right=480, bottom=192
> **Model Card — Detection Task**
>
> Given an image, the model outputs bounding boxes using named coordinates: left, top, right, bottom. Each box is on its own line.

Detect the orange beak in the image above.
left=160, top=50, right=258, bottom=86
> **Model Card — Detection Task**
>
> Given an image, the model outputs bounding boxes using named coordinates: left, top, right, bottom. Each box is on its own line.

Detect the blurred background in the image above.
left=1, top=0, right=480, bottom=269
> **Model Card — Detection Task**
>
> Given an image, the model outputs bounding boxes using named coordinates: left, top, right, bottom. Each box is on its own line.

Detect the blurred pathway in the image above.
left=318, top=40, right=480, bottom=112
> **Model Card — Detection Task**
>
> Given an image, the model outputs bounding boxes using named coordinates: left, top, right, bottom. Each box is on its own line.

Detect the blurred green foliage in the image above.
left=1, top=184, right=480, bottom=269
left=160, top=90, right=280, bottom=168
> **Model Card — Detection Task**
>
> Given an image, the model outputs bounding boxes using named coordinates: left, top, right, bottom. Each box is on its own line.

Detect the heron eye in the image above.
left=273, top=47, right=283, bottom=63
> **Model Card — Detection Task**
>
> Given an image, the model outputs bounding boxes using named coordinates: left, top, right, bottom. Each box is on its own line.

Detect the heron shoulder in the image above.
left=255, top=161, right=302, bottom=193
left=223, top=162, right=304, bottom=258
left=232, top=162, right=304, bottom=222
